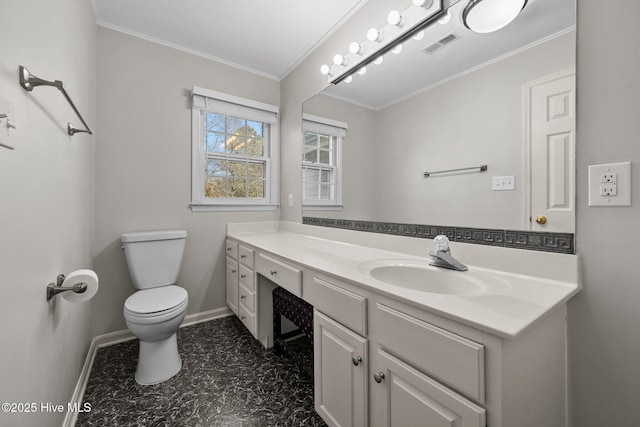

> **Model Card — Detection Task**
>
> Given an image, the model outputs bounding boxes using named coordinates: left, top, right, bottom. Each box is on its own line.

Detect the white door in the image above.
left=526, top=69, right=576, bottom=233
left=314, top=310, right=368, bottom=427
left=370, top=348, right=485, bottom=427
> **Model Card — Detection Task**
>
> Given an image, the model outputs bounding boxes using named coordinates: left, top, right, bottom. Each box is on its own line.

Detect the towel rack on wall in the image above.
left=19, top=65, right=93, bottom=136
left=423, top=165, right=488, bottom=177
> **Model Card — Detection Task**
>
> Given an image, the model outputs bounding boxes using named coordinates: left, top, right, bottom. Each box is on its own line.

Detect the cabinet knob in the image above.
left=373, top=372, right=385, bottom=383
left=240, top=274, right=246, bottom=279
left=231, top=269, right=236, bottom=274
left=352, top=355, right=362, bottom=366
left=241, top=254, right=246, bottom=259
left=227, top=247, right=232, bottom=252
left=240, top=316, right=246, bottom=321
left=240, top=295, right=246, bottom=300
left=270, top=270, right=277, bottom=276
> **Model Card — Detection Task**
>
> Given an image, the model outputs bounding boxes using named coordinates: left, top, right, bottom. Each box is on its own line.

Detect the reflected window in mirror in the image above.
left=302, top=114, right=346, bottom=209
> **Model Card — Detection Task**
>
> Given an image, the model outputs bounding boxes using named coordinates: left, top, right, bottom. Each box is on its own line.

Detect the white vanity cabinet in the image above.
left=305, top=273, right=369, bottom=427
left=225, top=238, right=258, bottom=337
left=225, top=232, right=572, bottom=427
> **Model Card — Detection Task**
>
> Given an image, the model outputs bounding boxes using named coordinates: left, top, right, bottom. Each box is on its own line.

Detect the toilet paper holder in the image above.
left=46, top=274, right=88, bottom=302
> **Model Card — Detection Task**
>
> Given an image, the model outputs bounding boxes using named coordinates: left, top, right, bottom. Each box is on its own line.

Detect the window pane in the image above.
left=248, top=179, right=265, bottom=198
left=304, top=181, right=319, bottom=200
left=229, top=178, right=247, bottom=198
left=304, top=132, right=317, bottom=147
left=320, top=184, right=331, bottom=200
left=247, top=120, right=264, bottom=138
left=303, top=167, right=319, bottom=182
left=226, top=136, right=246, bottom=154
left=205, top=177, right=226, bottom=198
left=206, top=132, right=226, bottom=152
left=245, top=135, right=264, bottom=157
left=318, top=149, right=330, bottom=165
left=206, top=158, right=227, bottom=177
left=247, top=162, right=264, bottom=179
left=304, top=147, right=318, bottom=163
left=227, top=116, right=246, bottom=136
left=228, top=160, right=247, bottom=177
left=320, top=169, right=332, bottom=184
left=319, top=135, right=330, bottom=150
left=205, top=113, right=225, bottom=133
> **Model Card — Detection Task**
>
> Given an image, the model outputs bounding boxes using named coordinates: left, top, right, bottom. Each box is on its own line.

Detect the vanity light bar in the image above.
left=325, top=0, right=460, bottom=85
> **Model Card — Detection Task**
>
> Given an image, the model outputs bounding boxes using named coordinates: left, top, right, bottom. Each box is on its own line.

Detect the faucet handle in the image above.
left=433, top=235, right=450, bottom=252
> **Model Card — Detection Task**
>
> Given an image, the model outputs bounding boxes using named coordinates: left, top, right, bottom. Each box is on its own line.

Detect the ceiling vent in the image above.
left=422, top=33, right=460, bottom=55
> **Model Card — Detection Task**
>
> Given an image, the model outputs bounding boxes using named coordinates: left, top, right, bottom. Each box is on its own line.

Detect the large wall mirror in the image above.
left=302, top=0, right=576, bottom=236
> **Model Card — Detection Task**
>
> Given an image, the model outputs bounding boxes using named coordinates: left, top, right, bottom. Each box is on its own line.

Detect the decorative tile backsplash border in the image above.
left=302, top=217, right=575, bottom=254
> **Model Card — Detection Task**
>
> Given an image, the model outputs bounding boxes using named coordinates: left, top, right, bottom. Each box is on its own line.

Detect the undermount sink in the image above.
left=358, top=259, right=508, bottom=296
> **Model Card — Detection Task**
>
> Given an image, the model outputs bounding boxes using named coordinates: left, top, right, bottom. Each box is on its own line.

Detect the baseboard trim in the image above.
left=63, top=306, right=234, bottom=426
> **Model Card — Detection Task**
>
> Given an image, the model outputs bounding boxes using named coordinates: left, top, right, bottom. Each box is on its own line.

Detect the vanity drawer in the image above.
left=305, top=275, right=367, bottom=336
left=238, top=304, right=256, bottom=336
left=373, top=303, right=485, bottom=402
left=238, top=283, right=255, bottom=313
left=225, top=240, right=238, bottom=260
left=256, top=253, right=302, bottom=297
left=239, top=264, right=255, bottom=291
left=238, top=245, right=254, bottom=269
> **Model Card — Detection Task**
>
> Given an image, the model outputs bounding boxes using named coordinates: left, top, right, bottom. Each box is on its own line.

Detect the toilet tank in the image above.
left=121, top=230, right=187, bottom=290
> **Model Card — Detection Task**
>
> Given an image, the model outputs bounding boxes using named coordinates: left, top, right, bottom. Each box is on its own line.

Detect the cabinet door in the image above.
left=371, top=348, right=485, bottom=427
left=226, top=257, right=238, bottom=315
left=314, top=310, right=368, bottom=427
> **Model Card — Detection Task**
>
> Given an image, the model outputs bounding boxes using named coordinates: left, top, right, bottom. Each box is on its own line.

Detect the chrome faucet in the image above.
left=429, top=235, right=468, bottom=271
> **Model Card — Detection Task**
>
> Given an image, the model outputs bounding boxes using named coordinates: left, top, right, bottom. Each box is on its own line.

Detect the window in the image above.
left=191, top=87, right=279, bottom=211
left=302, top=114, right=346, bottom=208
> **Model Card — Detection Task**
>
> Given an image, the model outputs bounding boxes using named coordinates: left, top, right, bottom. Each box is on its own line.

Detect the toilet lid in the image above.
left=125, top=285, right=188, bottom=315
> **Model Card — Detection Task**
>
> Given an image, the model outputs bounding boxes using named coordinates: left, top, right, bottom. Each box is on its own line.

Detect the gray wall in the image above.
left=570, top=0, right=640, bottom=425
left=0, top=0, right=97, bottom=426
left=93, top=29, right=280, bottom=334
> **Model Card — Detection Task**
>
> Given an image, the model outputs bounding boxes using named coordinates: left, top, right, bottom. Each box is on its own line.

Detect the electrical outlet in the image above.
left=600, top=184, right=617, bottom=196
left=588, top=162, right=632, bottom=206
left=601, top=173, right=617, bottom=183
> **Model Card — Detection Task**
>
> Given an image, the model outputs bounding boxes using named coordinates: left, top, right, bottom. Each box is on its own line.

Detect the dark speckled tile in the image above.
left=77, top=316, right=326, bottom=427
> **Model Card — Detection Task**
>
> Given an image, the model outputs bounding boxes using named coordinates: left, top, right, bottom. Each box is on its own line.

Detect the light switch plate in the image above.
left=492, top=176, right=515, bottom=191
left=588, top=162, right=632, bottom=206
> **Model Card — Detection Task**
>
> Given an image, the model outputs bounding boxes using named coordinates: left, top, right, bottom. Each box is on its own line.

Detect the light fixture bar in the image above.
left=328, top=0, right=461, bottom=85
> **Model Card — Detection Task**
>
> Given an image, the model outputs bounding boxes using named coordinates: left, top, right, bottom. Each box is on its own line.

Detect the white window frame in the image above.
left=191, top=87, right=279, bottom=212
left=302, top=113, right=346, bottom=210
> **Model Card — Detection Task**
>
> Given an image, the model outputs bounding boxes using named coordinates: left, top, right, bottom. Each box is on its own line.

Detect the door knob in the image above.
left=535, top=215, right=547, bottom=224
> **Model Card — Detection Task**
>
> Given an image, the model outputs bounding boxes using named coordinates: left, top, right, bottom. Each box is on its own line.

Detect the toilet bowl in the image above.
left=121, top=230, right=188, bottom=385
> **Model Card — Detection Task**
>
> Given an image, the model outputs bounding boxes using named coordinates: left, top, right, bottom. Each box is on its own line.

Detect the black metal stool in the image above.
left=272, top=287, right=314, bottom=378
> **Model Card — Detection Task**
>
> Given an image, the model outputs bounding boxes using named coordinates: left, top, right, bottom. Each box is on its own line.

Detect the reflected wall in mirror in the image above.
left=303, top=0, right=575, bottom=233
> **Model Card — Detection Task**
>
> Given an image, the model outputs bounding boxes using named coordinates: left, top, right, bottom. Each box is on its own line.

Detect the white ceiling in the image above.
left=92, top=0, right=367, bottom=80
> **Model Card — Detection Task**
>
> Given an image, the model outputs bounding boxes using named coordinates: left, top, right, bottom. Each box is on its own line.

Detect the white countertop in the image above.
left=228, top=223, right=580, bottom=339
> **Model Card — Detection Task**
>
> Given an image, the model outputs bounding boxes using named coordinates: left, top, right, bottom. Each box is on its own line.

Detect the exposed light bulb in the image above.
left=349, top=42, right=363, bottom=55
left=387, top=10, right=405, bottom=27
left=367, top=28, right=383, bottom=42
left=391, top=44, right=403, bottom=54
left=344, top=76, right=353, bottom=83
left=373, top=56, right=384, bottom=65
left=320, top=64, right=331, bottom=75
left=357, top=66, right=367, bottom=76
left=412, top=0, right=434, bottom=7
left=412, top=30, right=425, bottom=41
left=333, top=54, right=347, bottom=66
left=438, top=10, right=451, bottom=25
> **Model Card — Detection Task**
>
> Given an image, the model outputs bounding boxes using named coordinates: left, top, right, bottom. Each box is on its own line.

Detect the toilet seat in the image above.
left=124, top=285, right=188, bottom=325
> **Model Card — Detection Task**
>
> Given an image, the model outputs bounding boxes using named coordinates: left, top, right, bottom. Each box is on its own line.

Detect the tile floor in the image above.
left=76, top=316, right=326, bottom=427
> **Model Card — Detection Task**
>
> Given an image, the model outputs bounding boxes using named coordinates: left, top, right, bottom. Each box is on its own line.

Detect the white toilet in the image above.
left=121, top=230, right=189, bottom=385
